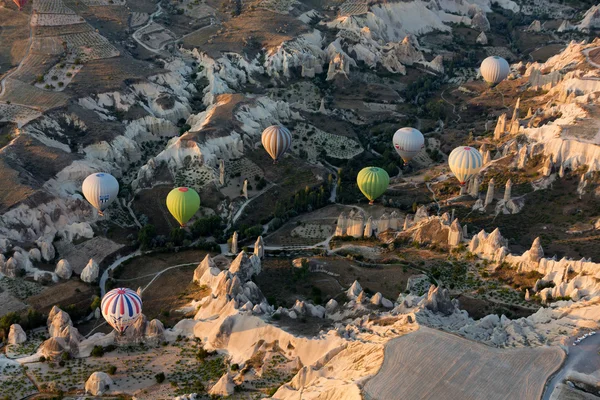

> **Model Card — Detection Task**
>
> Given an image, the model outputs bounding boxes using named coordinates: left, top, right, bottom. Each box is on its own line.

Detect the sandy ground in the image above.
left=363, top=326, right=565, bottom=400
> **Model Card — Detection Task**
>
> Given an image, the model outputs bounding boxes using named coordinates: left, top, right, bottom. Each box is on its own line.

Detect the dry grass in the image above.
left=364, top=327, right=565, bottom=400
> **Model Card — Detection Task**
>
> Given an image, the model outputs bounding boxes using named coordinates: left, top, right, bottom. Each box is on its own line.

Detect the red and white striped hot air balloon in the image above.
left=101, top=288, right=142, bottom=334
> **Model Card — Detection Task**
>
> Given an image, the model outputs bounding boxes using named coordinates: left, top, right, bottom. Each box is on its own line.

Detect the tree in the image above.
left=169, top=228, right=186, bottom=246
left=0, top=312, right=20, bottom=341
left=138, top=224, right=156, bottom=249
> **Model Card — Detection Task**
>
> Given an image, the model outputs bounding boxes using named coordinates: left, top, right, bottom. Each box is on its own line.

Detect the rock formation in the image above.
left=335, top=213, right=348, bottom=236
left=471, top=11, right=490, bottom=31
left=193, top=255, right=217, bottom=283
left=414, top=206, right=428, bottom=223
left=85, top=372, right=114, bottom=395
left=209, top=372, right=235, bottom=397
left=55, top=259, right=72, bottom=280
left=29, top=248, right=41, bottom=262
left=231, top=231, right=238, bottom=254
left=80, top=259, right=99, bottom=283
left=517, top=146, right=528, bottom=169
left=483, top=150, right=491, bottom=165
left=40, top=337, right=67, bottom=359
left=347, top=210, right=365, bottom=238
left=364, top=217, right=374, bottom=238
left=503, top=179, right=512, bottom=202
left=242, top=179, right=248, bottom=199
left=145, top=319, right=165, bottom=340
left=422, top=285, right=455, bottom=316
left=494, top=113, right=507, bottom=140
left=8, top=324, right=27, bottom=345
left=229, top=251, right=261, bottom=283
left=219, top=160, right=225, bottom=186
left=470, top=175, right=480, bottom=197
left=476, top=31, right=488, bottom=45
left=448, top=219, right=463, bottom=247
left=254, top=236, right=264, bottom=259
left=346, top=280, right=362, bottom=299
left=377, top=214, right=389, bottom=233
left=48, top=306, right=73, bottom=338
left=484, top=179, right=495, bottom=207
left=542, top=157, right=553, bottom=177
left=528, top=20, right=542, bottom=32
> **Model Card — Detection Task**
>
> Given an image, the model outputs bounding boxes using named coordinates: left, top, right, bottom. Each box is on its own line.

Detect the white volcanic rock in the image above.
left=421, top=285, right=456, bottom=316
left=193, top=255, right=217, bottom=283
left=40, top=337, right=67, bottom=359
left=264, top=30, right=326, bottom=79
left=209, top=372, right=235, bottom=397
left=557, top=20, right=573, bottom=32
left=325, top=299, right=339, bottom=314
left=229, top=251, right=261, bottom=282
left=381, top=296, right=394, bottom=308
left=80, top=259, right=99, bottom=283
left=528, top=20, right=542, bottom=32
left=85, top=372, right=114, bottom=395
left=575, top=5, right=600, bottom=31
left=145, top=319, right=165, bottom=339
left=1, top=256, right=18, bottom=278
left=471, top=11, right=490, bottom=31
left=8, top=324, right=27, bottom=345
left=28, top=248, right=41, bottom=262
left=448, top=219, right=463, bottom=247
left=254, top=236, right=265, bottom=259
left=476, top=31, right=488, bottom=45
left=347, top=281, right=363, bottom=299
left=48, top=306, right=73, bottom=338
left=55, top=259, right=72, bottom=280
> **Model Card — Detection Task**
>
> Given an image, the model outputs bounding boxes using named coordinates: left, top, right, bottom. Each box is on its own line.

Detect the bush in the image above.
left=108, top=365, right=117, bottom=375
left=230, top=363, right=239, bottom=371
left=91, top=345, right=104, bottom=357
left=39, top=356, right=46, bottom=363
left=155, top=372, right=166, bottom=383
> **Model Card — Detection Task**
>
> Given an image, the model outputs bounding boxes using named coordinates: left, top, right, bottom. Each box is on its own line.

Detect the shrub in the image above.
left=230, top=363, right=239, bottom=371
left=91, top=345, right=104, bottom=357
left=108, top=365, right=117, bottom=375
left=155, top=372, right=166, bottom=383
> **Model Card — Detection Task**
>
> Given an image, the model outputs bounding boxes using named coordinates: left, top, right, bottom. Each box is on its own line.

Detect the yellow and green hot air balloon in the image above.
left=357, top=167, right=389, bottom=205
left=166, top=187, right=200, bottom=227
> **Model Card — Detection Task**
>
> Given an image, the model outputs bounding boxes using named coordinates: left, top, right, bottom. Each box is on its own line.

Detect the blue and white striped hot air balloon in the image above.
left=261, top=125, right=292, bottom=163
left=82, top=172, right=119, bottom=216
left=480, top=56, right=510, bottom=85
left=448, top=146, right=483, bottom=186
left=101, top=288, right=142, bottom=334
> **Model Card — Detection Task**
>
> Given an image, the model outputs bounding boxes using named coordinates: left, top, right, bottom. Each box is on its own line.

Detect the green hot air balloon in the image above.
left=166, top=187, right=200, bottom=227
left=357, top=167, right=390, bottom=205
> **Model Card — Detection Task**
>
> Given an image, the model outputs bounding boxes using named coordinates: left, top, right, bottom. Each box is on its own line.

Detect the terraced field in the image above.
left=61, top=31, right=120, bottom=61
left=0, top=78, right=69, bottom=110
left=363, top=327, right=565, bottom=400
left=10, top=53, right=61, bottom=83
left=30, top=36, right=66, bottom=55
left=31, top=12, right=85, bottom=26
left=339, top=0, right=368, bottom=16
left=33, top=0, right=76, bottom=14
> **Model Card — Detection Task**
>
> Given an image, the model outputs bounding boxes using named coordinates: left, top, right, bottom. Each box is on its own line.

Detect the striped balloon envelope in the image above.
left=480, top=56, right=510, bottom=85
left=261, top=125, right=292, bottom=163
left=448, top=146, right=483, bottom=186
left=101, top=288, right=143, bottom=334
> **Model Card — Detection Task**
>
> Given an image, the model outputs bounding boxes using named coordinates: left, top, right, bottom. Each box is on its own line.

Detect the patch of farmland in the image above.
left=30, top=36, right=65, bottom=55
left=10, top=53, right=60, bottom=83
left=291, top=223, right=332, bottom=239
left=224, top=157, right=264, bottom=182
left=339, top=0, right=368, bottom=16
left=129, top=11, right=149, bottom=29
left=82, top=0, right=126, bottom=5
left=0, top=8, right=30, bottom=72
left=180, top=2, right=216, bottom=20
left=259, top=0, right=299, bottom=14
left=34, top=22, right=93, bottom=37
left=0, top=78, right=69, bottom=110
left=363, top=327, right=565, bottom=400
left=33, top=0, right=75, bottom=14
left=173, top=156, right=217, bottom=190
left=31, top=12, right=85, bottom=26
left=0, top=104, right=42, bottom=127
left=34, top=62, right=83, bottom=91
left=291, top=122, right=363, bottom=163
left=60, top=31, right=120, bottom=62
left=136, top=22, right=178, bottom=51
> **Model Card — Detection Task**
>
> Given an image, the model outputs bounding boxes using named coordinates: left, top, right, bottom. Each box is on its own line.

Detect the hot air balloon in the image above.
left=12, top=0, right=27, bottom=10
left=357, top=167, right=390, bottom=205
left=82, top=173, right=119, bottom=216
left=166, top=187, right=200, bottom=227
left=448, top=146, right=483, bottom=186
left=261, top=125, right=292, bottom=163
left=393, top=127, right=425, bottom=163
left=101, top=288, right=142, bottom=334
left=480, top=56, right=510, bottom=85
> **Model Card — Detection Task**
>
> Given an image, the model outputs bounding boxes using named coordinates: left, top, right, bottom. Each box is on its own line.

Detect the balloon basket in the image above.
left=369, top=200, right=374, bottom=205
left=273, top=160, right=278, bottom=165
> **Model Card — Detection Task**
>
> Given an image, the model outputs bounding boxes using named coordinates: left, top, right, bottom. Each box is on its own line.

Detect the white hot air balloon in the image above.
left=392, top=127, right=425, bottom=163
left=480, top=56, right=510, bottom=85
left=82, top=173, right=119, bottom=216
left=448, top=146, right=483, bottom=186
